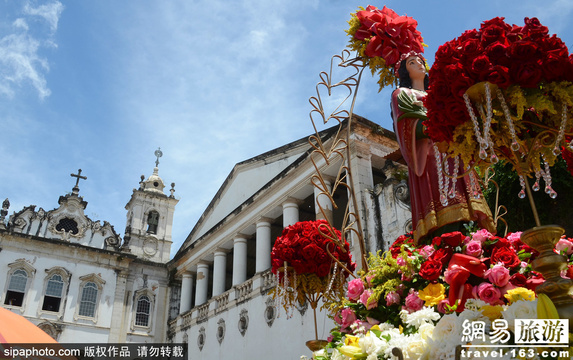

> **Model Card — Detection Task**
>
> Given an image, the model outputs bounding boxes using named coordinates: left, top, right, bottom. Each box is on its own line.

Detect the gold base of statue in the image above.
left=305, top=340, right=328, bottom=352
left=521, top=225, right=573, bottom=327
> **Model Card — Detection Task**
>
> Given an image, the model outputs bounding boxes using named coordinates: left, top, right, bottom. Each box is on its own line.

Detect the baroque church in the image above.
left=0, top=115, right=411, bottom=358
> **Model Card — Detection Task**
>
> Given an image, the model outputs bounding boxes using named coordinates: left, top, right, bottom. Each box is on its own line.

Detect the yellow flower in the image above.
left=339, top=335, right=365, bottom=359
left=481, top=305, right=503, bottom=321
left=418, top=283, right=446, bottom=307
left=344, top=335, right=359, bottom=347
left=338, top=345, right=364, bottom=359
left=504, top=287, right=535, bottom=304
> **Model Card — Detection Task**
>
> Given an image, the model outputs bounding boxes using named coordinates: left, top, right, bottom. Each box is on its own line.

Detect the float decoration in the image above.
left=423, top=16, right=573, bottom=328
left=271, top=220, right=356, bottom=348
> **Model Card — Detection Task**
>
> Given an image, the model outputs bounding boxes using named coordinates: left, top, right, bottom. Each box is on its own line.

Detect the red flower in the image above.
left=487, top=65, right=511, bottom=88
left=525, top=272, right=545, bottom=291
left=429, top=247, right=454, bottom=266
left=419, top=259, right=443, bottom=281
left=509, top=273, right=527, bottom=287
left=271, top=220, right=354, bottom=278
left=522, top=17, right=549, bottom=40
left=441, top=232, right=466, bottom=248
left=543, top=54, right=571, bottom=82
left=510, top=60, right=543, bottom=88
left=470, top=55, right=493, bottom=80
left=491, top=246, right=521, bottom=268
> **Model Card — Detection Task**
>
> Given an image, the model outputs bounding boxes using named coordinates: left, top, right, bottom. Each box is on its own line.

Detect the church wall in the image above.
left=0, top=233, right=121, bottom=342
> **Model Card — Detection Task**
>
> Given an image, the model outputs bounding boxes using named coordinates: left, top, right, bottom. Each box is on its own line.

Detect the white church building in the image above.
left=0, top=163, right=177, bottom=343
left=0, top=115, right=412, bottom=358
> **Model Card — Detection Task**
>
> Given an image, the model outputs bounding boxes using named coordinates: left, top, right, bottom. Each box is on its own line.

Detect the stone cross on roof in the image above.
left=70, top=169, right=87, bottom=193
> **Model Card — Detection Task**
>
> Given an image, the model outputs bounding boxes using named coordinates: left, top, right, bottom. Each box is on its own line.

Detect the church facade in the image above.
left=166, top=116, right=412, bottom=359
left=0, top=164, right=177, bottom=343
left=0, top=116, right=411, bottom=357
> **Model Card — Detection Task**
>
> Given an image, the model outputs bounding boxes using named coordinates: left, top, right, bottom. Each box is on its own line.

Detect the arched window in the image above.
left=146, top=211, right=159, bottom=234
left=78, top=282, right=98, bottom=317
left=42, top=274, right=64, bottom=312
left=4, top=269, right=28, bottom=307
left=135, top=295, right=151, bottom=327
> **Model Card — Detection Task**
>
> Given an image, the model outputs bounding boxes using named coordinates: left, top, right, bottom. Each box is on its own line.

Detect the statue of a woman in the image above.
left=391, top=54, right=496, bottom=243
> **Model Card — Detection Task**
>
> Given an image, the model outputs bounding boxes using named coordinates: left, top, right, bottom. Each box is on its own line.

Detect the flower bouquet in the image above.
left=423, top=17, right=573, bottom=195
left=315, top=228, right=573, bottom=359
left=346, top=5, right=426, bottom=89
left=271, top=220, right=356, bottom=346
left=422, top=15, right=573, bottom=325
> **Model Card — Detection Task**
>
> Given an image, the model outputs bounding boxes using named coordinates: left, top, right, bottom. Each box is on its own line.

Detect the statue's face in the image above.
left=405, top=55, right=426, bottom=81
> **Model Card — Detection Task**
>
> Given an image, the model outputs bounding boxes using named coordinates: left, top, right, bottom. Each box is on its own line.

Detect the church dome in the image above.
left=142, top=167, right=166, bottom=194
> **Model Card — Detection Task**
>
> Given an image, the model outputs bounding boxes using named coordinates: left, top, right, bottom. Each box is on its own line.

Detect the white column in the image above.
left=213, top=249, right=227, bottom=296
left=282, top=199, right=300, bottom=227
left=180, top=272, right=194, bottom=314
left=314, top=178, right=333, bottom=222
left=195, top=262, right=209, bottom=305
left=232, top=235, right=248, bottom=286
left=256, top=219, right=272, bottom=272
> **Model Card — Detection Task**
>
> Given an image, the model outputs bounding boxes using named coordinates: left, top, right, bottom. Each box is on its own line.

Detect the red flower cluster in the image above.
left=353, top=5, right=424, bottom=66
left=424, top=17, right=573, bottom=143
left=271, top=220, right=355, bottom=278
left=387, top=228, right=562, bottom=311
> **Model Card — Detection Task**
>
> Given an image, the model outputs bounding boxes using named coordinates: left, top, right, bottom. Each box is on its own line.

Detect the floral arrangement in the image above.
left=346, top=5, right=426, bottom=90
left=271, top=220, right=356, bottom=314
left=316, top=227, right=573, bottom=359
left=423, top=17, right=573, bottom=176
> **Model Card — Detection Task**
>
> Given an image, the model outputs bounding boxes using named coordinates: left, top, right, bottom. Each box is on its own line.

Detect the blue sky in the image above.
left=1, top=0, right=572, bottom=258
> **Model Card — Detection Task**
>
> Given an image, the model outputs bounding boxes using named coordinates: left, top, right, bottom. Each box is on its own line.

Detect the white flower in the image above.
left=432, top=313, right=461, bottom=339
left=502, top=299, right=538, bottom=331
left=403, top=334, right=427, bottom=360
left=359, top=332, right=384, bottom=356
left=312, top=349, right=326, bottom=358
left=417, top=323, right=434, bottom=341
left=404, top=307, right=441, bottom=329
left=464, top=298, right=488, bottom=311
left=458, top=309, right=491, bottom=332
left=330, top=348, right=348, bottom=360
left=423, top=338, right=457, bottom=360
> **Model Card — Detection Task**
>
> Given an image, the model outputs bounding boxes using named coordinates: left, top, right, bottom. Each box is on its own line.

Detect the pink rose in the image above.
left=437, top=299, right=451, bottom=314
left=472, top=282, right=503, bottom=305
left=360, top=290, right=378, bottom=310
left=365, top=274, right=375, bottom=287
left=444, top=264, right=466, bottom=285
left=404, top=291, right=424, bottom=312
left=464, top=240, right=483, bottom=257
left=485, top=264, right=511, bottom=287
left=385, top=291, right=401, bottom=306
left=471, top=229, right=492, bottom=243
left=419, top=245, right=435, bottom=259
left=396, top=257, right=407, bottom=266
left=506, top=232, right=522, bottom=244
left=341, top=308, right=357, bottom=329
left=346, top=279, right=364, bottom=301
left=555, top=239, right=573, bottom=255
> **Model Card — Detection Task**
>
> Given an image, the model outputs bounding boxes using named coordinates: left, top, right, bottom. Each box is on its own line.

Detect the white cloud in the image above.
left=0, top=1, right=63, bottom=99
left=23, top=1, right=64, bottom=34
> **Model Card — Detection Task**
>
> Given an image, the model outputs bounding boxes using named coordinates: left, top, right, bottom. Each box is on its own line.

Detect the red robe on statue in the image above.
left=391, top=87, right=495, bottom=243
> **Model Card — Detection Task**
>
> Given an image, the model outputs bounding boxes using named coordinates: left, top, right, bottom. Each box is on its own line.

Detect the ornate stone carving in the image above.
left=216, top=318, right=225, bottom=344
left=238, top=309, right=248, bottom=336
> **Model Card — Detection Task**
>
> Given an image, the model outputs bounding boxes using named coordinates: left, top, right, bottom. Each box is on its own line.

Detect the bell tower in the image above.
left=123, top=148, right=178, bottom=263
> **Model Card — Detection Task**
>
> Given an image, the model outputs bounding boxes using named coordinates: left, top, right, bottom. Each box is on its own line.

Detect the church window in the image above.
left=146, top=211, right=159, bottom=234
left=4, top=269, right=28, bottom=307
left=135, top=295, right=151, bottom=327
left=78, top=282, right=98, bottom=317
left=42, top=274, right=64, bottom=312
left=56, top=218, right=79, bottom=235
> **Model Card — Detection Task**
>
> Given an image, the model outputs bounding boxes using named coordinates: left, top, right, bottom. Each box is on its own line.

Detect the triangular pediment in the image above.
left=185, top=137, right=314, bottom=244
